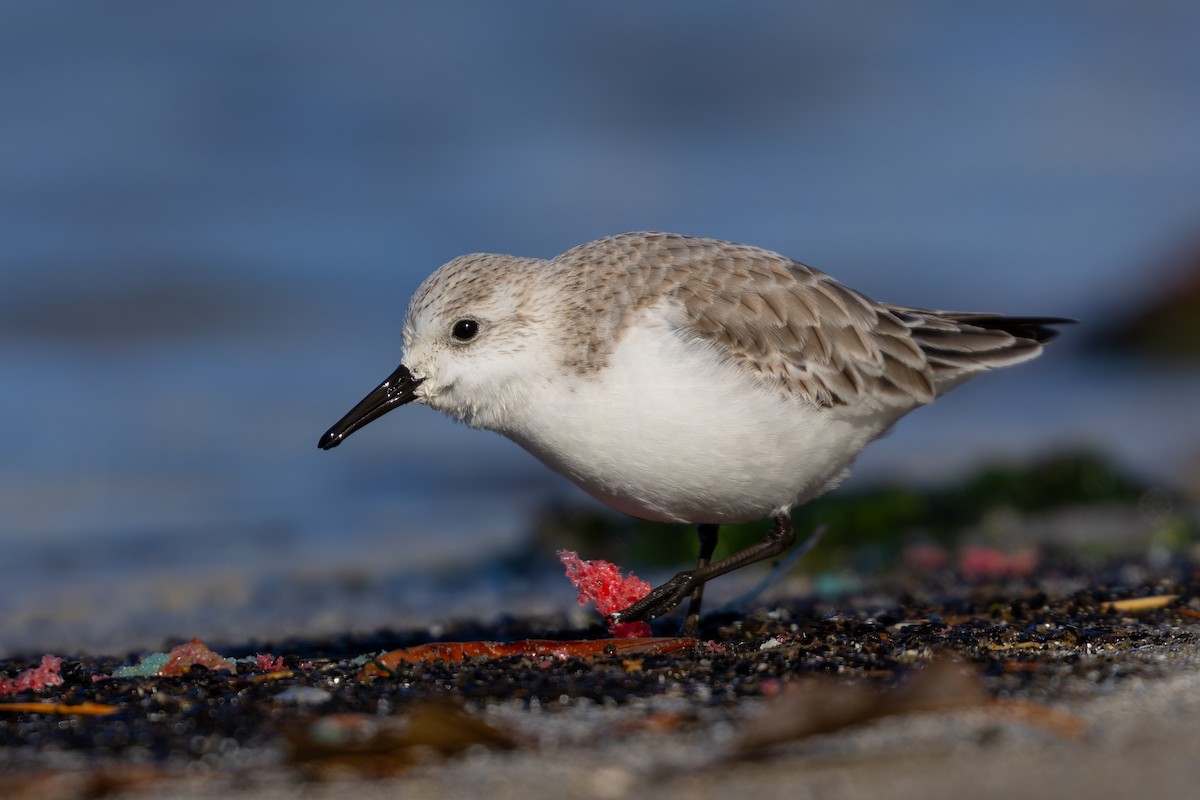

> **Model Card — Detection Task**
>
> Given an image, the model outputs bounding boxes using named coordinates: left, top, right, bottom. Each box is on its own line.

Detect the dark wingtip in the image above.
left=949, top=315, right=1077, bottom=344
left=1009, top=316, right=1077, bottom=344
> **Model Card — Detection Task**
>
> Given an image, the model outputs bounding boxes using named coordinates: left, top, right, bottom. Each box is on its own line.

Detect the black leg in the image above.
left=613, top=514, right=796, bottom=625
left=680, top=524, right=719, bottom=637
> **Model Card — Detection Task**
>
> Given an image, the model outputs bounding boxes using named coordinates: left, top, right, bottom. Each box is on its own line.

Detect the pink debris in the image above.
left=959, top=546, right=1038, bottom=582
left=902, top=543, right=950, bottom=573
left=254, top=653, right=286, bottom=672
left=559, top=550, right=653, bottom=638
left=160, top=639, right=234, bottom=676
left=0, top=654, right=64, bottom=697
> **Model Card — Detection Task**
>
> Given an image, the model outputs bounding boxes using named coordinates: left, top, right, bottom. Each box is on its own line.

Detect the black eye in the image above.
left=451, top=319, right=479, bottom=341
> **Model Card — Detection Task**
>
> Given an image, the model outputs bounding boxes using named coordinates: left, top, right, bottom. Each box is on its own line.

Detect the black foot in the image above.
left=609, top=570, right=698, bottom=625
left=610, top=514, right=796, bottom=632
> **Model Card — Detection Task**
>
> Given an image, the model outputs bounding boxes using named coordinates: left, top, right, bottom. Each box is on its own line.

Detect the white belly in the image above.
left=502, top=317, right=897, bottom=524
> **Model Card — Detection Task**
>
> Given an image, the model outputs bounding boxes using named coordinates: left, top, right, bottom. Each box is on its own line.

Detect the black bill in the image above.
left=318, top=363, right=424, bottom=450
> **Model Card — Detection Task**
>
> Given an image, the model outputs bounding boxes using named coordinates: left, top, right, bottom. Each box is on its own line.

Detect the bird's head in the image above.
left=318, top=252, right=553, bottom=449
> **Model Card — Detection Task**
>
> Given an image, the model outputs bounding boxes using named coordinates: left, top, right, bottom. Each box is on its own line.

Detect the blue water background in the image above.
left=3, top=2, right=1200, bottom=652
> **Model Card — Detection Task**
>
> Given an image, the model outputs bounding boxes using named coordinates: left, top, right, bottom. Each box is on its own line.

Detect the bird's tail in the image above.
left=886, top=307, right=1075, bottom=391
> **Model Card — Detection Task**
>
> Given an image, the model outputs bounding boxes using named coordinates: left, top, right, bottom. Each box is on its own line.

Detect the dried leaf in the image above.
left=286, top=700, right=517, bottom=778
left=614, top=710, right=696, bottom=733
left=733, top=658, right=988, bottom=755
left=363, top=637, right=693, bottom=673
left=0, top=766, right=167, bottom=800
left=0, top=701, right=119, bottom=716
left=989, top=700, right=1088, bottom=740
left=733, top=658, right=1088, bottom=757
left=984, top=640, right=1042, bottom=651
left=1099, top=595, right=1177, bottom=613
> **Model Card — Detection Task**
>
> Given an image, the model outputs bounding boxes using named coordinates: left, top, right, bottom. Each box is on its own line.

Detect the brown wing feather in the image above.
left=678, top=252, right=937, bottom=410
left=553, top=233, right=1071, bottom=410
left=887, top=306, right=1074, bottom=383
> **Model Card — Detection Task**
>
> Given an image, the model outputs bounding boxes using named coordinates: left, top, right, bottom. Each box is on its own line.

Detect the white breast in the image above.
left=501, top=311, right=898, bottom=524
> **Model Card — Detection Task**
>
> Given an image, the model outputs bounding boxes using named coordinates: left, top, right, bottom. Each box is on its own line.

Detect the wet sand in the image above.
left=3, top=558, right=1198, bottom=800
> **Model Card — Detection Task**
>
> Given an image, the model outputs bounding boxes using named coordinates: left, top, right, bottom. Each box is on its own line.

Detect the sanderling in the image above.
left=319, top=232, right=1070, bottom=632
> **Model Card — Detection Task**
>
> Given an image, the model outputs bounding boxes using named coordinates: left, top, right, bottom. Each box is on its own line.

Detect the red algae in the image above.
left=559, top=550, right=652, bottom=637
left=959, top=546, right=1038, bottom=582
left=254, top=654, right=286, bottom=672
left=0, top=655, right=64, bottom=697
left=160, top=639, right=234, bottom=676
left=901, top=543, right=950, bottom=573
